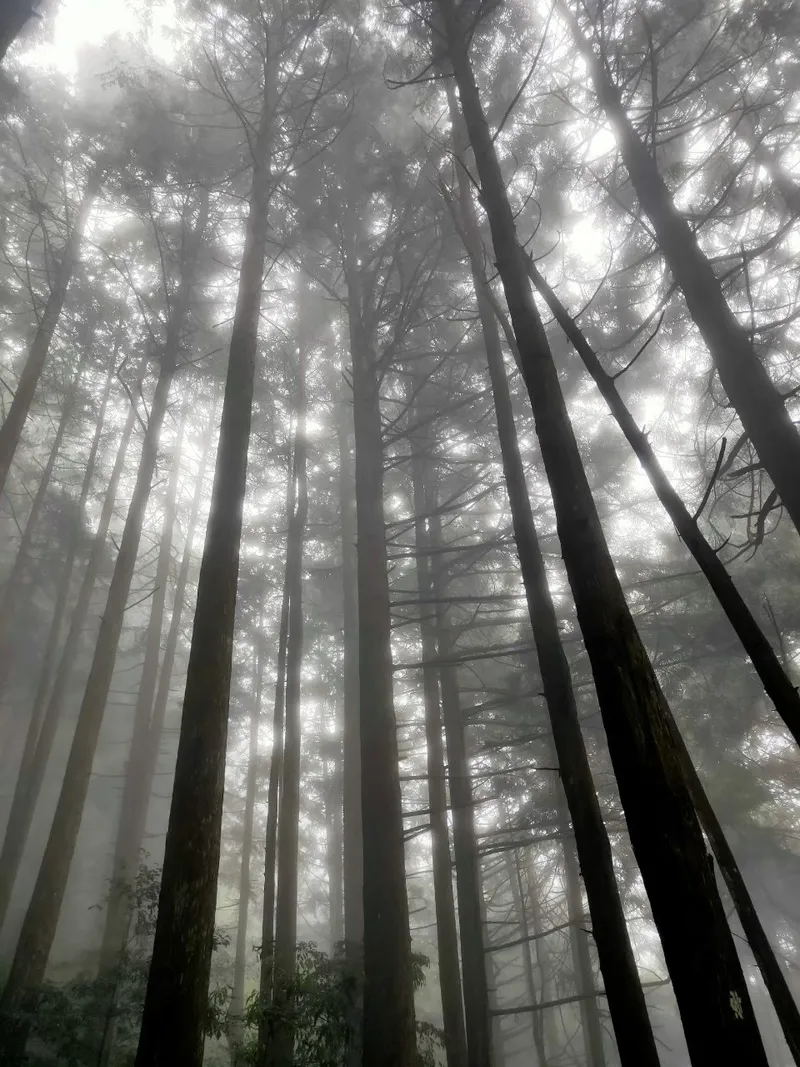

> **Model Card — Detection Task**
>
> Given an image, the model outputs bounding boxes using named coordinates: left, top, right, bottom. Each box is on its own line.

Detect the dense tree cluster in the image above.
left=0, top=1, right=799, bottom=1066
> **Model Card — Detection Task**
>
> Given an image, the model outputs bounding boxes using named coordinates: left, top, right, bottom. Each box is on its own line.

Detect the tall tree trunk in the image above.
left=134, top=75, right=275, bottom=1067
left=429, top=505, right=494, bottom=1067
left=445, top=82, right=657, bottom=1067
left=96, top=414, right=215, bottom=1067
left=263, top=291, right=310, bottom=1067
left=0, top=344, right=178, bottom=1061
left=526, top=257, right=800, bottom=748
left=0, top=172, right=97, bottom=501
left=558, top=787, right=606, bottom=1067
left=227, top=640, right=264, bottom=1065
left=348, top=277, right=416, bottom=1067
left=410, top=421, right=468, bottom=1067
left=0, top=361, right=141, bottom=934
left=325, top=743, right=344, bottom=951
left=338, top=376, right=363, bottom=955
left=563, top=5, right=800, bottom=533
left=258, top=451, right=294, bottom=1025
left=439, top=8, right=769, bottom=1063
left=503, top=849, right=545, bottom=1067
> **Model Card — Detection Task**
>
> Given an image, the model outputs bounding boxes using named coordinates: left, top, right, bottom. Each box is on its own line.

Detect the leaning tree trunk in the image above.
left=525, top=257, right=800, bottom=748
left=96, top=414, right=215, bottom=1067
left=429, top=505, right=494, bottom=1067
left=0, top=172, right=97, bottom=501
left=439, top=6, right=770, bottom=1063
left=0, top=342, right=178, bottom=1062
left=445, top=83, right=658, bottom=1067
left=409, top=416, right=469, bottom=1067
left=227, top=641, right=264, bottom=1065
left=134, top=77, right=275, bottom=1067
left=263, top=292, right=310, bottom=1067
left=0, top=360, right=141, bottom=934
left=348, top=279, right=416, bottom=1067
left=0, top=338, right=93, bottom=707
left=563, top=5, right=800, bottom=534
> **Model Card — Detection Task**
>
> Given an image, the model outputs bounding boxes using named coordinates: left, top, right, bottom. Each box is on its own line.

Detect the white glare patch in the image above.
left=569, top=215, right=605, bottom=264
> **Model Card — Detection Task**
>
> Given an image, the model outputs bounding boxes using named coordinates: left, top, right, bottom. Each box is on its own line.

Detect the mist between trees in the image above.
left=0, top=0, right=798, bottom=1065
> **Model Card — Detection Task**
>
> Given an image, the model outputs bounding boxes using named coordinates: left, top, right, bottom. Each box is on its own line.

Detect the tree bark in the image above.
left=0, top=172, right=97, bottom=501
left=446, top=82, right=657, bottom=1067
left=134, top=75, right=275, bottom=1067
left=526, top=257, right=800, bottom=748
left=258, top=454, right=294, bottom=1027
left=0, top=359, right=141, bottom=934
left=429, top=506, right=494, bottom=1067
left=348, top=269, right=416, bottom=1067
left=263, top=285, right=310, bottom=1067
left=410, top=418, right=468, bottom=1067
left=439, top=8, right=770, bottom=1063
left=95, top=411, right=215, bottom=1067
left=563, top=5, right=800, bottom=534
left=338, top=376, right=363, bottom=955
left=227, top=640, right=264, bottom=1065
left=0, top=0, right=40, bottom=61
left=0, top=337, right=94, bottom=705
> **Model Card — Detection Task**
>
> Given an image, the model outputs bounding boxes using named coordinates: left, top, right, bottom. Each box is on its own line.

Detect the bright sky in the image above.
left=21, top=0, right=177, bottom=75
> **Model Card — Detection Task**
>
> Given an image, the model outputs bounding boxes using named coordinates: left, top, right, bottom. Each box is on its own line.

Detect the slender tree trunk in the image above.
left=558, top=787, right=606, bottom=1067
left=0, top=357, right=115, bottom=778
left=348, top=280, right=416, bottom=1067
left=96, top=414, right=215, bottom=1067
left=0, top=173, right=97, bottom=500
left=429, top=505, right=494, bottom=1067
left=264, top=291, right=310, bottom=1067
left=0, top=362, right=141, bottom=934
left=563, top=6, right=800, bottom=533
left=446, top=82, right=657, bottom=1067
left=526, top=257, right=800, bottom=748
left=439, top=9, right=769, bottom=1063
left=227, top=641, right=264, bottom=1065
left=0, top=339, right=93, bottom=708
left=0, top=346, right=178, bottom=1061
left=410, top=421, right=468, bottom=1067
left=326, top=743, right=344, bottom=951
left=258, top=456, right=294, bottom=1025
left=504, top=849, right=545, bottom=1067
left=134, top=76, right=275, bottom=1067
left=338, top=376, right=363, bottom=954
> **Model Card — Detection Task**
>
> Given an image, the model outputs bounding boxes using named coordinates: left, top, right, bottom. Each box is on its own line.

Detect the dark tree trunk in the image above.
left=0, top=362, right=141, bottom=934
left=526, top=257, right=800, bottom=748
left=446, top=83, right=657, bottom=1067
left=429, top=507, right=494, bottom=1067
left=338, top=378, right=363, bottom=955
left=410, top=421, right=468, bottom=1067
left=564, top=6, right=800, bottom=533
left=264, top=291, right=310, bottom=1067
left=258, top=467, right=293, bottom=1025
left=439, top=8, right=770, bottom=1063
left=228, top=641, right=264, bottom=1065
left=0, top=173, right=97, bottom=501
left=96, top=414, right=215, bottom=1067
left=325, top=744, right=344, bottom=951
left=348, top=272, right=416, bottom=1067
left=0, top=344, right=177, bottom=1062
left=0, top=0, right=40, bottom=61
left=134, top=79, right=275, bottom=1066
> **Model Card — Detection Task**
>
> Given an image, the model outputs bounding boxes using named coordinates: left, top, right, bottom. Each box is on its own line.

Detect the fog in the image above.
left=0, top=1, right=799, bottom=1065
